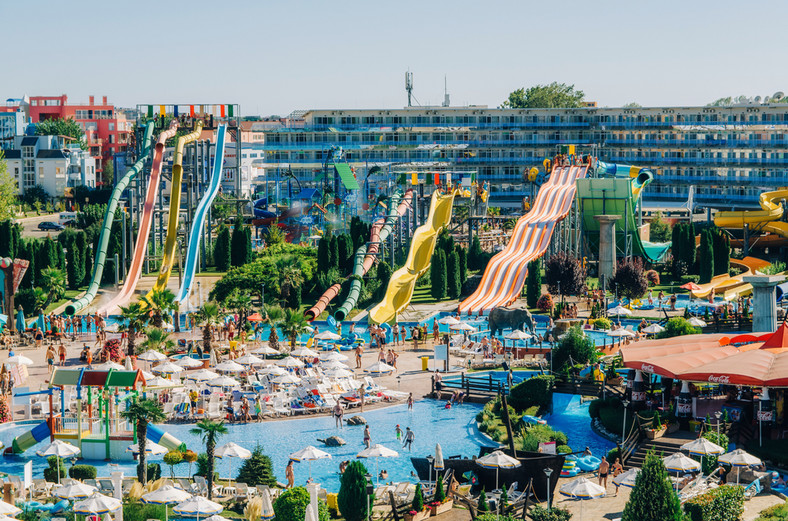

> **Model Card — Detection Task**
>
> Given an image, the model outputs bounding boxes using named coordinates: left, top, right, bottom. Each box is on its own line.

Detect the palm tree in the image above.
left=120, top=398, right=166, bottom=485
left=142, top=327, right=175, bottom=353
left=264, top=305, right=284, bottom=351
left=190, top=419, right=228, bottom=499
left=199, top=302, right=221, bottom=354
left=120, top=302, right=149, bottom=356
left=40, top=268, right=66, bottom=308
left=141, top=288, right=178, bottom=329
left=224, top=289, right=253, bottom=323
left=280, top=308, right=309, bottom=351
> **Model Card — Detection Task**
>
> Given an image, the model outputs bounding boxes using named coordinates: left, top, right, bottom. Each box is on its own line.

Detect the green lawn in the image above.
left=44, top=290, right=82, bottom=314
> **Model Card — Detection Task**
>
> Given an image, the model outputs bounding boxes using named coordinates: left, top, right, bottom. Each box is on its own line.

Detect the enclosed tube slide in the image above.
left=7, top=420, right=51, bottom=454
left=146, top=122, right=204, bottom=300
left=175, top=124, right=227, bottom=305
left=98, top=121, right=179, bottom=316
left=368, top=188, right=458, bottom=325
left=459, top=164, right=587, bottom=314
left=65, top=122, right=156, bottom=316
left=305, top=190, right=412, bottom=321
left=146, top=424, right=183, bottom=451
left=714, top=188, right=788, bottom=239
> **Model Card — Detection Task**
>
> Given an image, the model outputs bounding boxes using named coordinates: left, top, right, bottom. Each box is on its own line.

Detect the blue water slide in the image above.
left=175, top=124, right=227, bottom=304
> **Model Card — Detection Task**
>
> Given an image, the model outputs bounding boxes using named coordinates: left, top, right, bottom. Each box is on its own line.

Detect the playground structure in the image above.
left=714, top=188, right=788, bottom=250
left=6, top=368, right=182, bottom=460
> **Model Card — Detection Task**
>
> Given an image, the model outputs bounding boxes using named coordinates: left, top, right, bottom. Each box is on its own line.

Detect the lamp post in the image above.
left=622, top=399, right=630, bottom=441
left=261, top=283, right=265, bottom=309
left=544, top=467, right=553, bottom=511
left=426, top=455, right=434, bottom=490
left=364, top=474, right=373, bottom=521
left=714, top=411, right=722, bottom=442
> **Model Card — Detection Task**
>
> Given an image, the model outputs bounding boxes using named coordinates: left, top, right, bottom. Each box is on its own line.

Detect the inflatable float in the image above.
left=561, top=459, right=580, bottom=477
left=575, top=455, right=602, bottom=472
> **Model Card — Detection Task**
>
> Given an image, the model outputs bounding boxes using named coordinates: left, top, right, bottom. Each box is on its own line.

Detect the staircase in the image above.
left=626, top=432, right=697, bottom=468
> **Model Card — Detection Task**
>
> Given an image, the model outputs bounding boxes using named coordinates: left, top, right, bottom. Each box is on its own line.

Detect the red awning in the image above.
left=678, top=349, right=788, bottom=387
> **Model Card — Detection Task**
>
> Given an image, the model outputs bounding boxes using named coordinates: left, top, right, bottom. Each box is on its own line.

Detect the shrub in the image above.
left=607, top=447, right=621, bottom=463
left=655, top=317, right=701, bottom=339
left=683, top=485, right=744, bottom=521
left=611, top=257, right=648, bottom=299
left=337, top=460, right=372, bottom=521
left=434, top=475, right=446, bottom=503
left=43, top=456, right=66, bottom=483
left=545, top=253, right=586, bottom=296
left=274, top=487, right=329, bottom=521
left=530, top=505, right=572, bottom=521
left=146, top=463, right=161, bottom=482
left=122, top=501, right=166, bottom=521
left=588, top=399, right=603, bottom=419
left=68, top=465, right=97, bottom=480
left=526, top=258, right=542, bottom=308
left=520, top=424, right=568, bottom=452
left=593, top=317, right=611, bottom=330
left=536, top=293, right=553, bottom=312
left=552, top=326, right=597, bottom=373
left=477, top=488, right=489, bottom=512
left=508, top=375, right=554, bottom=413
left=556, top=445, right=572, bottom=454
left=652, top=411, right=663, bottom=430
left=755, top=501, right=788, bottom=521
left=645, top=269, right=660, bottom=286
left=622, top=452, right=683, bottom=521
left=412, top=482, right=425, bottom=512
left=236, top=445, right=277, bottom=487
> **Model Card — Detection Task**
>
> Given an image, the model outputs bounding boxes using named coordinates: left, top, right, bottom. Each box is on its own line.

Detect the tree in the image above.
left=163, top=450, right=183, bottom=478
left=446, top=249, right=461, bottom=299
left=337, top=234, right=353, bottom=273
left=0, top=153, right=18, bottom=221
left=40, top=268, right=66, bottom=308
left=280, top=308, right=309, bottom=350
left=502, top=83, right=585, bottom=109
left=224, top=289, right=254, bottom=323
left=412, top=483, right=426, bottom=512
left=199, top=302, right=221, bottom=354
left=120, top=399, right=166, bottom=485
left=621, top=451, right=683, bottom=521
left=456, top=245, right=467, bottom=286
left=611, top=257, right=648, bottom=300
left=214, top=225, right=231, bottom=271
left=526, top=258, right=542, bottom=308
left=65, top=244, right=80, bottom=290
left=274, top=487, right=329, bottom=521
left=35, top=118, right=86, bottom=148
left=376, top=261, right=392, bottom=300
left=119, top=302, right=148, bottom=356
left=430, top=250, right=447, bottom=300
left=235, top=445, right=277, bottom=487
left=264, top=222, right=285, bottom=245
left=74, top=231, right=86, bottom=286
left=103, top=159, right=114, bottom=187
left=143, top=327, right=175, bottom=353
left=477, top=488, right=489, bottom=512
left=337, top=460, right=372, bottom=521
left=712, top=228, right=730, bottom=276
left=655, top=317, right=701, bottom=339
left=552, top=326, right=597, bottom=373
left=317, top=236, right=331, bottom=274
left=468, top=236, right=483, bottom=270
left=231, top=216, right=250, bottom=267
left=698, top=229, right=714, bottom=284
left=189, top=419, right=228, bottom=499
left=329, top=235, right=339, bottom=269
left=649, top=211, right=671, bottom=242
left=544, top=253, right=585, bottom=296
left=141, top=288, right=177, bottom=329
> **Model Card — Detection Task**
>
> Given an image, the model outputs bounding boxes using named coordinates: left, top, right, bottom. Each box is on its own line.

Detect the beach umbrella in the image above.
left=314, top=331, right=342, bottom=341
left=186, top=369, right=219, bottom=381
left=642, top=324, right=665, bottom=334
left=207, top=376, right=241, bottom=388
left=305, top=504, right=317, bottom=521
left=142, top=485, right=192, bottom=521
left=291, top=347, right=319, bottom=358
left=93, top=361, right=125, bottom=371
left=15, top=309, right=25, bottom=333
left=257, top=365, right=287, bottom=376
left=719, top=449, right=762, bottom=485
left=204, top=516, right=233, bottom=521
left=450, top=322, right=477, bottom=332
left=215, top=360, right=245, bottom=373
left=6, top=355, right=33, bottom=366
left=127, top=441, right=168, bottom=456
left=663, top=452, right=701, bottom=473
left=290, top=445, right=331, bottom=479
left=681, top=282, right=702, bottom=292
left=366, top=361, right=395, bottom=375
left=608, top=329, right=635, bottom=338
left=251, top=346, right=279, bottom=356
left=272, top=373, right=301, bottom=385
left=438, top=316, right=461, bottom=326
left=140, top=370, right=156, bottom=380
left=246, top=313, right=263, bottom=322
left=175, top=357, right=204, bottom=369
left=153, top=361, right=184, bottom=375
left=321, top=360, right=350, bottom=370
left=125, top=356, right=134, bottom=370
left=320, top=352, right=348, bottom=362
left=235, top=354, right=265, bottom=366
left=173, top=495, right=223, bottom=521
left=37, top=440, right=80, bottom=484
left=688, top=317, right=707, bottom=327
left=216, top=442, right=252, bottom=486
left=259, top=488, right=275, bottom=520
left=611, top=468, right=640, bottom=489
left=209, top=350, right=217, bottom=367
left=0, top=501, right=21, bottom=516
left=37, top=313, right=45, bottom=332
left=146, top=376, right=182, bottom=388
left=434, top=444, right=445, bottom=471
left=277, top=356, right=305, bottom=368
left=559, top=476, right=606, bottom=520
left=475, top=450, right=521, bottom=491
left=681, top=437, right=725, bottom=470
left=53, top=482, right=97, bottom=500
left=138, top=350, right=168, bottom=362
left=325, top=368, right=354, bottom=378
left=73, top=493, right=122, bottom=515
left=609, top=305, right=632, bottom=316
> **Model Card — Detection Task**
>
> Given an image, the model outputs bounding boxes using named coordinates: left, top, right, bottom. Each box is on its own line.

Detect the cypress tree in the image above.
left=214, top=226, right=231, bottom=271
left=0, top=220, right=11, bottom=258
left=430, top=250, right=447, bottom=300
left=685, top=221, right=696, bottom=272
left=526, top=257, right=542, bottom=308
left=231, top=217, right=247, bottom=267
left=447, top=249, right=460, bottom=299
left=337, top=460, right=372, bottom=521
left=66, top=246, right=79, bottom=290
left=19, top=240, right=35, bottom=287
left=712, top=228, right=730, bottom=276
left=317, top=237, right=330, bottom=274
left=456, top=245, right=467, bottom=285
left=329, top=235, right=339, bottom=269
left=337, top=234, right=353, bottom=273
left=376, top=260, right=392, bottom=300
left=10, top=222, right=19, bottom=260
left=621, top=452, right=683, bottom=521
left=74, top=231, right=86, bottom=286
left=245, top=227, right=253, bottom=263
left=83, top=245, right=93, bottom=286
left=469, top=235, right=483, bottom=270
left=698, top=229, right=714, bottom=284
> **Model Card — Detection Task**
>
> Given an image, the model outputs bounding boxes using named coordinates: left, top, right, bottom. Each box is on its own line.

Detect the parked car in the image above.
left=38, top=221, right=65, bottom=231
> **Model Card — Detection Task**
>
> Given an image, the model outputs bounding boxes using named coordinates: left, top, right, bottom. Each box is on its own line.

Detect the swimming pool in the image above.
left=546, top=394, right=614, bottom=457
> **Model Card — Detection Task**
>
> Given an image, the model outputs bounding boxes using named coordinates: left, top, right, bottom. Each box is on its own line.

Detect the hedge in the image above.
left=683, top=485, right=744, bottom=521
left=508, top=375, right=554, bottom=413
left=69, top=465, right=97, bottom=480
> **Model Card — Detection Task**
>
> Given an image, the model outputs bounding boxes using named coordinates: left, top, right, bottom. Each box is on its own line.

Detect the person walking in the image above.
left=363, top=425, right=371, bottom=449
left=403, top=427, right=415, bottom=451
left=285, top=460, right=295, bottom=488
left=333, top=402, right=344, bottom=428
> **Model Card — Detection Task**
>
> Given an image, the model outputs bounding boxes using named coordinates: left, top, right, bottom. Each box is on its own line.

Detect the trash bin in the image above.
left=421, top=356, right=429, bottom=371
left=327, top=493, right=338, bottom=513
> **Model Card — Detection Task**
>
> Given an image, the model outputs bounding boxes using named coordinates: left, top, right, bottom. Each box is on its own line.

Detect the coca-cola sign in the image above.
left=757, top=410, right=773, bottom=422
left=677, top=403, right=692, bottom=414
left=632, top=391, right=646, bottom=402
left=707, top=375, right=730, bottom=384
left=641, top=364, right=654, bottom=373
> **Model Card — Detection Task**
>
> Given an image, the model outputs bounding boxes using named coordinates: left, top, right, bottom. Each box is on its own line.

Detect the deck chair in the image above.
left=234, top=483, right=249, bottom=501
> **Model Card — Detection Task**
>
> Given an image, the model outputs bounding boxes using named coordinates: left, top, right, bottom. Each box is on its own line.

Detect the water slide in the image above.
left=459, top=164, right=587, bottom=314
left=145, top=122, right=204, bottom=301
left=368, top=188, right=458, bottom=325
left=577, top=161, right=671, bottom=264
left=8, top=420, right=51, bottom=454
left=98, top=122, right=179, bottom=316
left=175, top=124, right=227, bottom=306
left=715, top=188, right=788, bottom=239
left=146, top=424, right=183, bottom=451
left=304, top=189, right=413, bottom=321
left=65, top=122, right=156, bottom=316
left=688, top=256, right=771, bottom=299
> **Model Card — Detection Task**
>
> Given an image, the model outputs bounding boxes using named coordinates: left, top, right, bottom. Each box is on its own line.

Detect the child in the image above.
left=395, top=424, right=403, bottom=440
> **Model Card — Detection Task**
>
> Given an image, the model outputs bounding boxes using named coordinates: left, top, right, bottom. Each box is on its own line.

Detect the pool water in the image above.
left=546, top=393, right=614, bottom=458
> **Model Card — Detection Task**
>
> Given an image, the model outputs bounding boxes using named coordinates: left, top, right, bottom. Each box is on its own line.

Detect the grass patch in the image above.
left=410, top=285, right=454, bottom=305
left=44, top=290, right=82, bottom=314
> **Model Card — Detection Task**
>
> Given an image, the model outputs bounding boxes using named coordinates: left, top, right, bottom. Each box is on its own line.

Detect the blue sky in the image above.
left=3, top=0, right=787, bottom=115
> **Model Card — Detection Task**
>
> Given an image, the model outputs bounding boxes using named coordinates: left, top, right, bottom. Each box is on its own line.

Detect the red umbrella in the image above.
left=247, top=313, right=263, bottom=322
left=680, top=282, right=702, bottom=291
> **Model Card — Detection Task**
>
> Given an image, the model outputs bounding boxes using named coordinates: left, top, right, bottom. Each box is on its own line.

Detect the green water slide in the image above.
left=65, top=121, right=155, bottom=315
left=577, top=161, right=670, bottom=263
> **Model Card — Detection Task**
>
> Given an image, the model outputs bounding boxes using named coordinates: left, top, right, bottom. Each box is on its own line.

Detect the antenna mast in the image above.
left=405, top=70, right=414, bottom=107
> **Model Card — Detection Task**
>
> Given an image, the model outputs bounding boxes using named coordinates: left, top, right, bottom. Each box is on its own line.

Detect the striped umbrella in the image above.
left=173, top=496, right=223, bottom=521
left=73, top=493, right=122, bottom=515
left=142, top=485, right=192, bottom=521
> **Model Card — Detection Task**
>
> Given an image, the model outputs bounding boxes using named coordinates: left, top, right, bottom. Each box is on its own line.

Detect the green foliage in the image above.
left=265, top=222, right=285, bottom=245
left=672, top=222, right=696, bottom=278
left=530, top=506, right=572, bottom=521
left=40, top=267, right=66, bottom=308
left=545, top=253, right=585, bottom=296
left=0, top=153, right=18, bottom=221
left=376, top=261, right=392, bottom=300
left=43, top=455, right=66, bottom=482
left=594, top=317, right=611, bottom=330
left=468, top=235, right=484, bottom=270
left=456, top=245, right=467, bottom=286
left=536, top=293, right=553, bottom=312
left=430, top=249, right=447, bottom=300
left=231, top=217, right=251, bottom=267
left=68, top=464, right=97, bottom=480
left=329, top=235, right=339, bottom=270
left=163, top=450, right=183, bottom=477
left=120, top=398, right=166, bottom=484
left=508, top=375, right=554, bottom=412
left=622, top=452, right=683, bottom=521
left=317, top=236, right=331, bottom=274
left=649, top=212, right=672, bottom=242
left=190, top=419, right=228, bottom=499
left=103, top=159, right=114, bottom=186
left=755, top=501, right=788, bottom=521
left=477, top=488, right=489, bottom=512
left=275, top=487, right=330, bottom=521
left=699, top=229, right=714, bottom=284
left=655, top=317, right=701, bottom=339
left=701, top=430, right=729, bottom=474
left=214, top=225, right=231, bottom=271
left=338, top=460, right=372, bottom=521
left=552, top=326, right=597, bottom=373
left=236, top=445, right=278, bottom=487
left=146, top=463, right=161, bottom=482
left=446, top=249, right=461, bottom=299
left=337, top=233, right=353, bottom=273
left=526, top=258, right=542, bottom=308
left=434, top=475, right=446, bottom=503
left=683, top=485, right=744, bottom=521
left=711, top=228, right=730, bottom=276
left=35, top=117, right=86, bottom=148
left=520, top=424, right=568, bottom=452
left=413, top=482, right=425, bottom=512
left=652, top=411, right=662, bottom=430
left=122, top=501, right=166, bottom=521
left=761, top=261, right=787, bottom=276
left=611, top=257, right=648, bottom=300
left=502, top=82, right=585, bottom=109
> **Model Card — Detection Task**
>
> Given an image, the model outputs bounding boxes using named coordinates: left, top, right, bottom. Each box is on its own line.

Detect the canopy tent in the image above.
left=334, top=163, right=360, bottom=191
left=50, top=368, right=146, bottom=388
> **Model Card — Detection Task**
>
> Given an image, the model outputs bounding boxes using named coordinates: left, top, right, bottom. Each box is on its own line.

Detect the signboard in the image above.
left=539, top=441, right=556, bottom=454
left=757, top=410, right=773, bottom=422
left=23, top=461, right=32, bottom=491
left=12, top=259, right=29, bottom=293
left=434, top=344, right=448, bottom=362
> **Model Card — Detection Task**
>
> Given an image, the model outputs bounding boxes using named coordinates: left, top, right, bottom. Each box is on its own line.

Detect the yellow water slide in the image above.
left=691, top=256, right=771, bottom=299
left=368, top=189, right=458, bottom=325
left=146, top=121, right=203, bottom=299
left=715, top=188, right=788, bottom=238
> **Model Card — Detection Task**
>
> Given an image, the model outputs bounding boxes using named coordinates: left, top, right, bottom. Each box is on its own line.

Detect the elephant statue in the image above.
left=488, top=306, right=536, bottom=337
